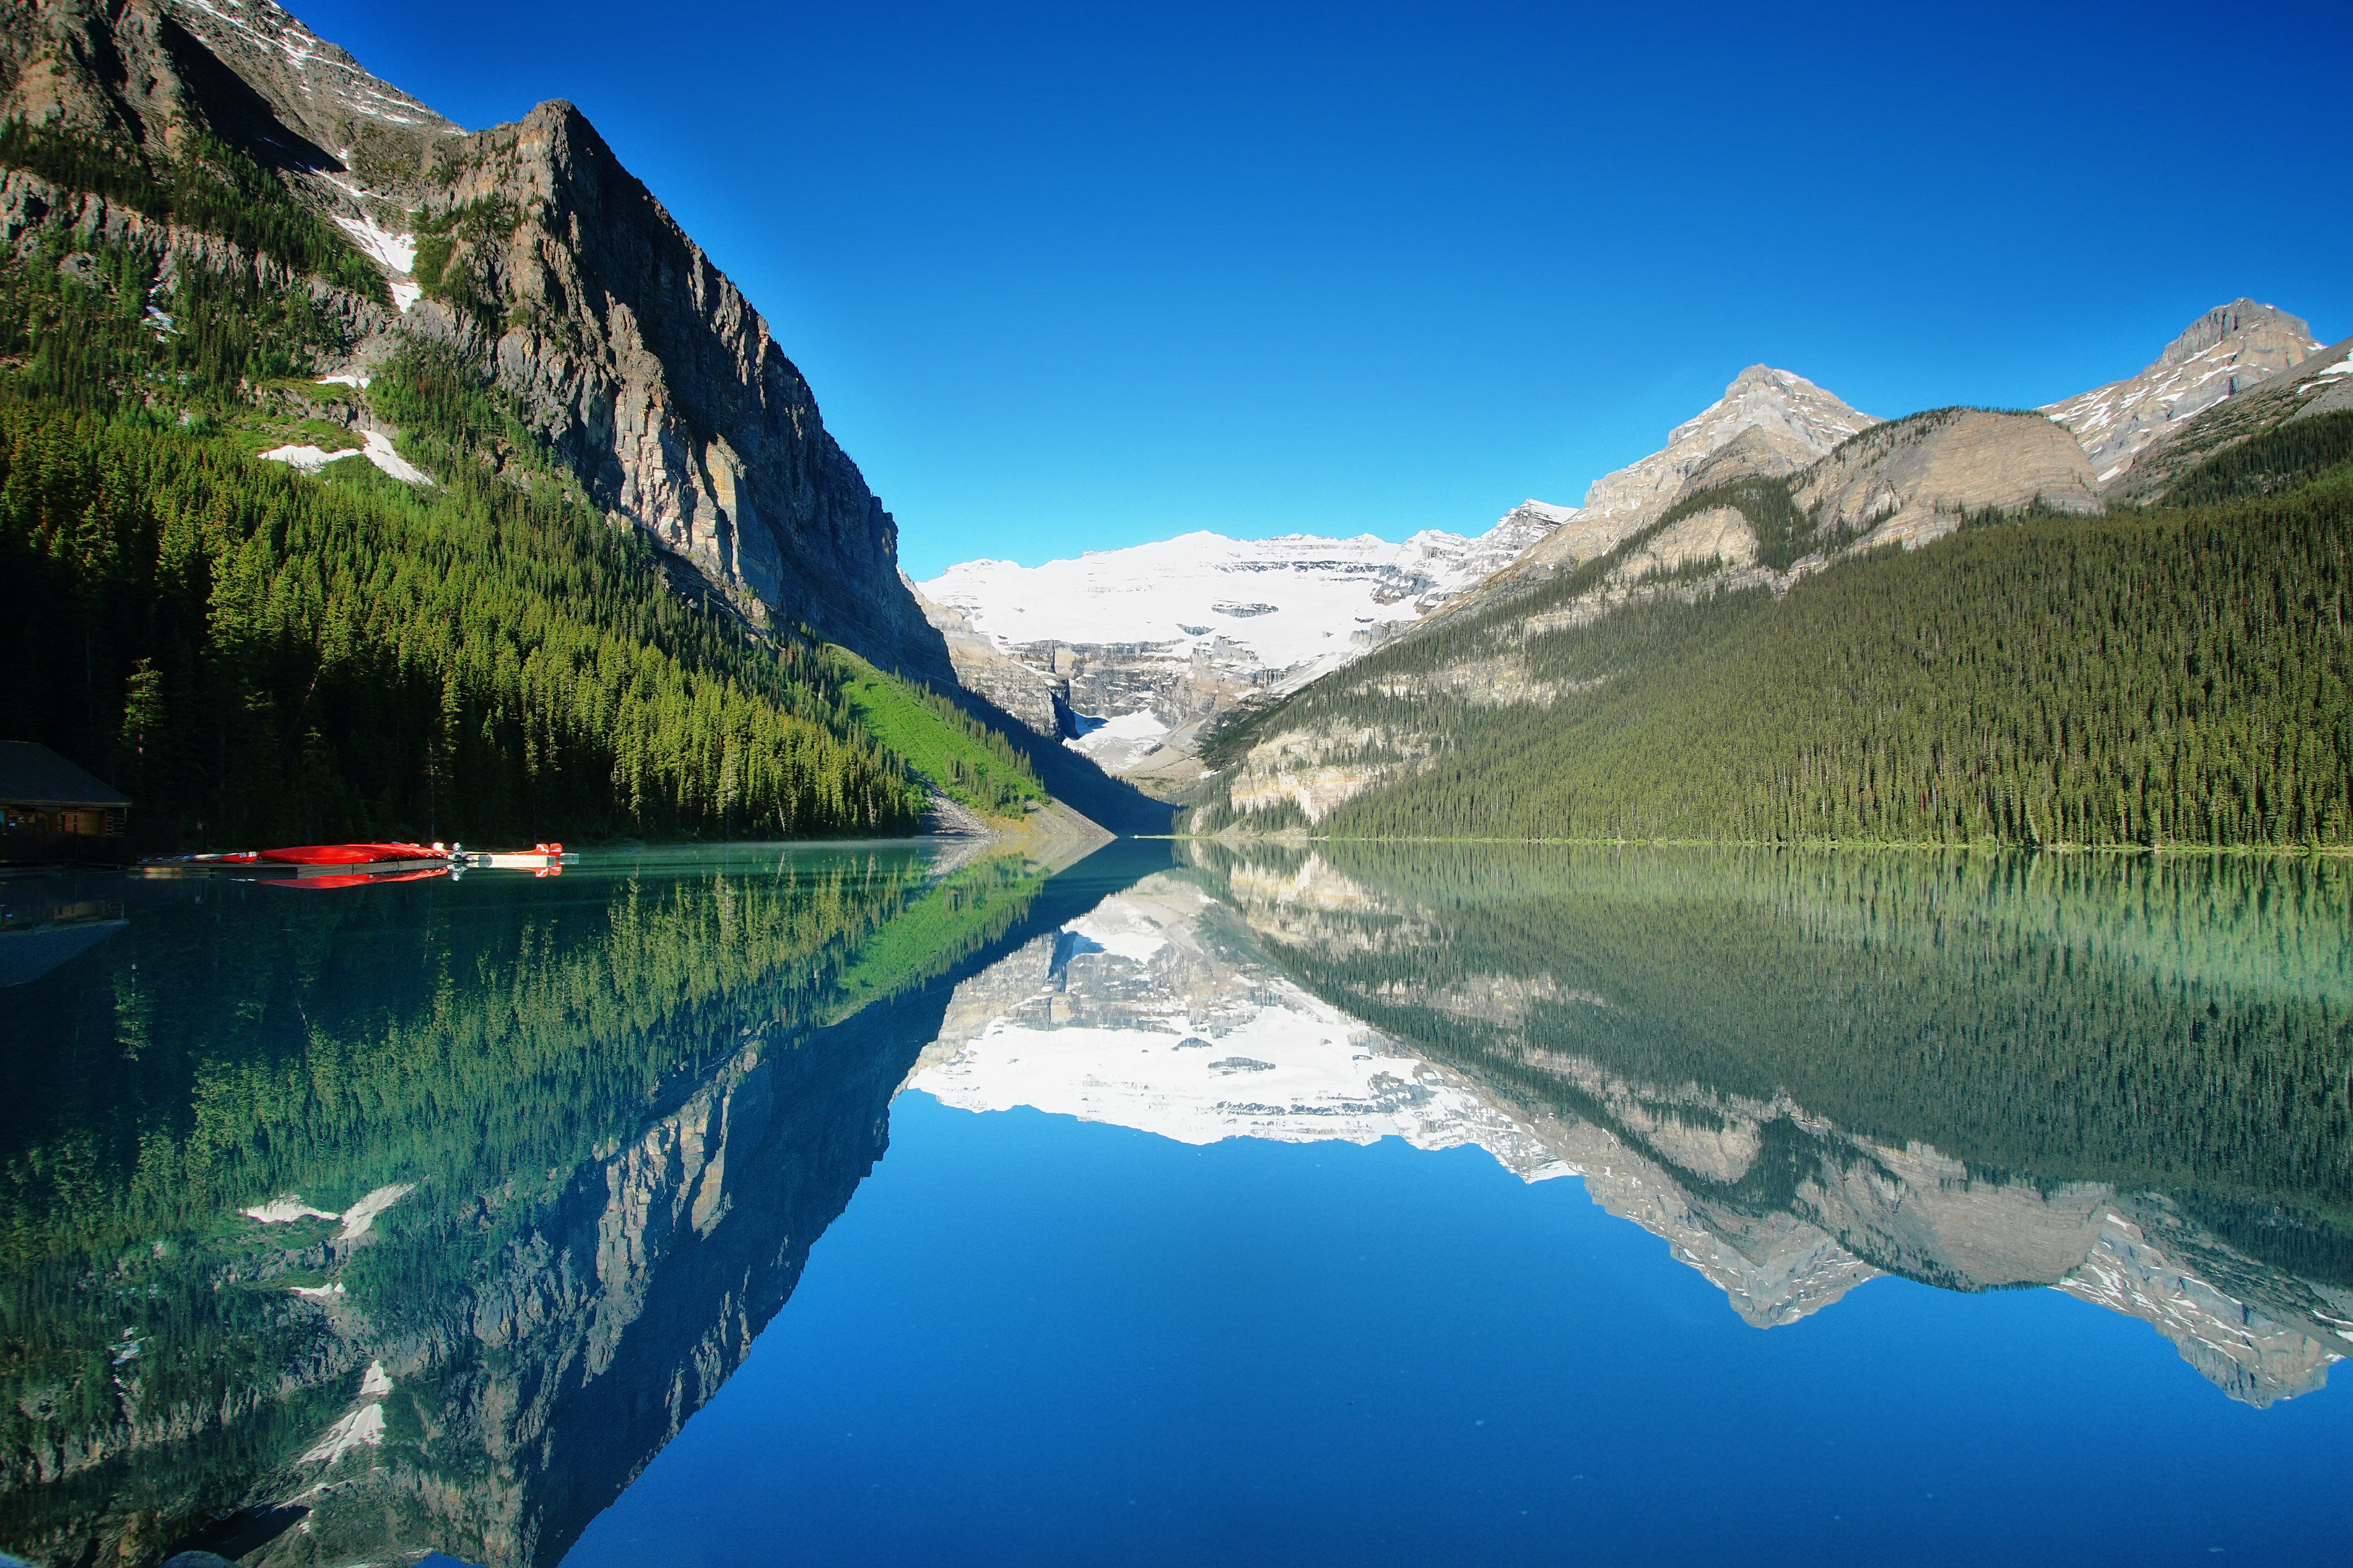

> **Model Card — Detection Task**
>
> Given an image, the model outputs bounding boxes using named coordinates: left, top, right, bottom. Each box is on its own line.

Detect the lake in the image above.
left=3, top=838, right=2350, bottom=1566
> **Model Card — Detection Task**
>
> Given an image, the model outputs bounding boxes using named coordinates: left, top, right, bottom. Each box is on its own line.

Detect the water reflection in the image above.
left=0, top=842, right=1101, bottom=1568
left=910, top=844, right=2353, bottom=1408
left=4, top=837, right=2348, bottom=1568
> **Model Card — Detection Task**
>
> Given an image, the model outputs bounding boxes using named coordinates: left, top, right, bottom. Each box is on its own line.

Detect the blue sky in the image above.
left=305, top=0, right=2351, bottom=578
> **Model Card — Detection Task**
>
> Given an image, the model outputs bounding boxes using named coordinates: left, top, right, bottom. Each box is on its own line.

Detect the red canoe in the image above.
left=257, top=842, right=443, bottom=866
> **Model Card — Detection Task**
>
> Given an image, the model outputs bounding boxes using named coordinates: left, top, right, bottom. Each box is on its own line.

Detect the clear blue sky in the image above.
left=304, top=0, right=2351, bottom=578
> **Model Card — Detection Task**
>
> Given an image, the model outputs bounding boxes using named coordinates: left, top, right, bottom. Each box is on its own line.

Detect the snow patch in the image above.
left=298, top=1401, right=385, bottom=1466
left=316, top=372, right=372, bottom=389
left=257, top=443, right=363, bottom=473
left=335, top=1182, right=414, bottom=1241
left=243, top=1195, right=339, bottom=1224
left=360, top=430, right=431, bottom=485
left=331, top=213, right=416, bottom=277
left=260, top=435, right=429, bottom=485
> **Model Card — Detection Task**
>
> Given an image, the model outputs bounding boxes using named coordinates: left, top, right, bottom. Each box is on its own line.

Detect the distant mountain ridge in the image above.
left=928, top=307, right=2331, bottom=790
left=914, top=505, right=1570, bottom=786
left=1179, top=293, right=2347, bottom=847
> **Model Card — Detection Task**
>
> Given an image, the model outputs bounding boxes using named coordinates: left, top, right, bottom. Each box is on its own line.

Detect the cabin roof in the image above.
left=0, top=742, right=131, bottom=808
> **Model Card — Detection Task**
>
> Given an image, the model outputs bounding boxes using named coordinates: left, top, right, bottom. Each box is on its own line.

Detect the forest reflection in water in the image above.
left=2, top=838, right=2349, bottom=1568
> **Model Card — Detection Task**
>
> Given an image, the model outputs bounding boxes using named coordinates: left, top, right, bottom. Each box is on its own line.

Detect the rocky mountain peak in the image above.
left=2043, top=297, right=2323, bottom=486
left=1666, top=363, right=1877, bottom=461
left=2157, top=298, right=2313, bottom=366
left=1477, top=365, right=1879, bottom=585
left=159, top=0, right=460, bottom=153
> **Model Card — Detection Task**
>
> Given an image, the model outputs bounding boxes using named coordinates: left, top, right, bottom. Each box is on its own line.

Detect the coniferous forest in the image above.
left=0, top=123, right=1042, bottom=846
left=1191, top=415, right=2353, bottom=850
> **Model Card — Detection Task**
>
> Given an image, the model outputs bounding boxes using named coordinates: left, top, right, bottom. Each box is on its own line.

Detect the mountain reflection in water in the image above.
left=1, top=838, right=2348, bottom=1568
left=910, top=844, right=2353, bottom=1408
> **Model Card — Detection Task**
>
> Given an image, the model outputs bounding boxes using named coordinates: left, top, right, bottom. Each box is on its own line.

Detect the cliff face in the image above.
left=1787, top=405, right=2103, bottom=545
left=394, top=102, right=952, bottom=681
left=0, top=0, right=956, bottom=685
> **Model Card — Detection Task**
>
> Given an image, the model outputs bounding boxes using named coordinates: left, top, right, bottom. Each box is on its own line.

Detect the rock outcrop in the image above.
left=1786, top=405, right=2103, bottom=550
left=2043, top=299, right=2324, bottom=488
left=389, top=100, right=954, bottom=680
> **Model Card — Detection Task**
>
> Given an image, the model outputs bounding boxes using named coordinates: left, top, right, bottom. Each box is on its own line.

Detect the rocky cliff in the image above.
left=389, top=102, right=952, bottom=680
left=1, top=0, right=957, bottom=685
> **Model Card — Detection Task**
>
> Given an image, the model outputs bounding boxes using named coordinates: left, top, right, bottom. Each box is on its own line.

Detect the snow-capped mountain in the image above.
left=915, top=506, right=1569, bottom=780
left=913, top=366, right=1876, bottom=787
left=2043, top=299, right=2323, bottom=486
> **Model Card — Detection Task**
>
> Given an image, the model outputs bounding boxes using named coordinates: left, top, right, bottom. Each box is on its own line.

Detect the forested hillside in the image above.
left=1190, top=413, right=2353, bottom=849
left=0, top=120, right=1042, bottom=846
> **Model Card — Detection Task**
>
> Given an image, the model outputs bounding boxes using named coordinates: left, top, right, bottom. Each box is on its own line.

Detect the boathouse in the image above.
left=0, top=742, right=130, bottom=860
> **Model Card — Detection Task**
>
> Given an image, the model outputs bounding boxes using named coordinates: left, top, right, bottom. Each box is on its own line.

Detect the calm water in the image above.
left=3, top=839, right=2351, bottom=1566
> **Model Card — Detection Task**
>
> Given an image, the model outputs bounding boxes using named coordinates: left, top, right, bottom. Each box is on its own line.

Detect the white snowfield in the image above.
left=920, top=506, right=1569, bottom=690
left=258, top=430, right=430, bottom=485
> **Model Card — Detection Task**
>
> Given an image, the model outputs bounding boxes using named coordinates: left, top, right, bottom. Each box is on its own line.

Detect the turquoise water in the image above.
left=2, top=841, right=2349, bottom=1566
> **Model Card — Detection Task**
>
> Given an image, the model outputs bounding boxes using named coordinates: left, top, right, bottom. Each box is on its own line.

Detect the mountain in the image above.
left=915, top=366, right=1884, bottom=792
left=6, top=0, right=946, bottom=676
left=1480, top=365, right=1879, bottom=590
left=2043, top=298, right=2325, bottom=488
left=2097, top=329, right=2353, bottom=505
left=914, top=507, right=1568, bottom=787
left=1187, top=301, right=2348, bottom=847
left=0, top=0, right=1127, bottom=842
